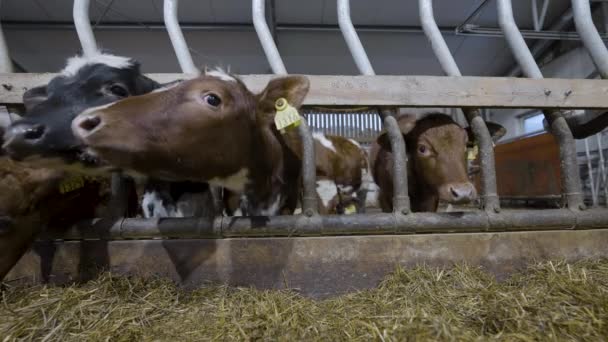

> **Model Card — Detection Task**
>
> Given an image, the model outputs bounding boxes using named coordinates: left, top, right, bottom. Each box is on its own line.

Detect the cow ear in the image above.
left=135, top=75, right=161, bottom=94
left=23, top=86, right=48, bottom=112
left=376, top=114, right=417, bottom=150
left=256, top=75, right=310, bottom=124
left=466, top=121, right=507, bottom=144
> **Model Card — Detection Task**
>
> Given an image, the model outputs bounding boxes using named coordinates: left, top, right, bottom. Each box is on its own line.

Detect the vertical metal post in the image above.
left=572, top=0, right=608, bottom=79
left=164, top=0, right=198, bottom=75
left=251, top=0, right=316, bottom=215
left=337, top=0, right=375, bottom=75
left=419, top=0, right=499, bottom=212
left=73, top=0, right=98, bottom=56
left=596, top=133, right=608, bottom=205
left=337, top=0, right=409, bottom=213
left=0, top=21, right=13, bottom=73
left=252, top=0, right=287, bottom=74
left=584, top=138, right=598, bottom=206
left=497, top=0, right=584, bottom=210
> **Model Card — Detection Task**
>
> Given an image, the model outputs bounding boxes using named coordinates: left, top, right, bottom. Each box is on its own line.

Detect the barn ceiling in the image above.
left=0, top=0, right=575, bottom=76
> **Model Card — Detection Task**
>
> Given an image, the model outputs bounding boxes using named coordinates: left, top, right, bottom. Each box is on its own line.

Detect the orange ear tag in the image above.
left=274, top=97, right=302, bottom=134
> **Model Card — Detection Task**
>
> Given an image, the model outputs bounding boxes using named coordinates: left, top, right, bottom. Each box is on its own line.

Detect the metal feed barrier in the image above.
left=3, top=0, right=608, bottom=296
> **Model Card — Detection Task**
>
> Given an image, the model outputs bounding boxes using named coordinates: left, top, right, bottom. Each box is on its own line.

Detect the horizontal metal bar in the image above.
left=39, top=209, right=608, bottom=240
left=3, top=74, right=608, bottom=109
left=459, top=24, right=608, bottom=40
left=3, top=21, right=603, bottom=41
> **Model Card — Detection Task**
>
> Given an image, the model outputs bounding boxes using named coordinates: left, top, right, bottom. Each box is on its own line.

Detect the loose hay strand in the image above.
left=1, top=259, right=607, bottom=341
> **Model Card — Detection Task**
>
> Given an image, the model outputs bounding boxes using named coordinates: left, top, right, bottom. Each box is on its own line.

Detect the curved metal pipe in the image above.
left=420, top=0, right=499, bottom=212
left=497, top=0, right=583, bottom=210
left=73, top=0, right=98, bottom=56
left=0, top=22, right=13, bottom=73
left=251, top=0, right=316, bottom=214
left=164, top=0, right=198, bottom=74
left=497, top=0, right=543, bottom=79
left=252, top=0, right=287, bottom=74
left=337, top=0, right=375, bottom=75
left=571, top=0, right=608, bottom=79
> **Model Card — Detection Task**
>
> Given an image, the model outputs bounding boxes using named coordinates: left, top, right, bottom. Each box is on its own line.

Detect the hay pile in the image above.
left=2, top=259, right=607, bottom=341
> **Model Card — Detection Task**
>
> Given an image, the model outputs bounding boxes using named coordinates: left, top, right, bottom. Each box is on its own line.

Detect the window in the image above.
left=521, top=112, right=545, bottom=135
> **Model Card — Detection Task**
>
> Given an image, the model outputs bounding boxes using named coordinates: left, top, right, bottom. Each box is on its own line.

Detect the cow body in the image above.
left=312, top=132, right=368, bottom=214
left=1, top=52, right=214, bottom=219
left=72, top=71, right=310, bottom=216
left=371, top=113, right=504, bottom=212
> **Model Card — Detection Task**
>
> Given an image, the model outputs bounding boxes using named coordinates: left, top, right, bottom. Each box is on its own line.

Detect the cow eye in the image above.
left=109, top=84, right=128, bottom=97
left=204, top=94, right=221, bottom=107
left=418, top=144, right=429, bottom=155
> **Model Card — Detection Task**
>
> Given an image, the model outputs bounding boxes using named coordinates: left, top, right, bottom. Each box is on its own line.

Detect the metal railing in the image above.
left=2, top=0, right=608, bottom=240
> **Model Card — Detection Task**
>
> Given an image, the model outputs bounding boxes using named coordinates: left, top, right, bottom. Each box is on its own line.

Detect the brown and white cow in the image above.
left=71, top=71, right=309, bottom=216
left=371, top=113, right=505, bottom=212
left=311, top=132, right=368, bottom=214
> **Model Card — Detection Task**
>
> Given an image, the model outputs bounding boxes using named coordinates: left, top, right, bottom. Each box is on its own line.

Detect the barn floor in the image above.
left=2, top=259, right=607, bottom=341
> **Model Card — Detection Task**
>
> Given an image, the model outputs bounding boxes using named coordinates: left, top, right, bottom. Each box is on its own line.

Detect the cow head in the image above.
left=71, top=70, right=309, bottom=209
left=377, top=113, right=505, bottom=207
left=2, top=52, right=160, bottom=171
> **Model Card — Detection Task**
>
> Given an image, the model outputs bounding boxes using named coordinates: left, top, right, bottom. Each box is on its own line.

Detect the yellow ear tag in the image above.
left=344, top=204, right=357, bottom=215
left=467, top=144, right=479, bottom=161
left=59, top=175, right=85, bottom=194
left=274, top=97, right=301, bottom=134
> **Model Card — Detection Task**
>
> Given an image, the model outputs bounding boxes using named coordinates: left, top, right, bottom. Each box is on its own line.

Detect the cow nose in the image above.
left=448, top=183, right=476, bottom=203
left=6, top=123, right=46, bottom=142
left=73, top=115, right=103, bottom=138
left=78, top=115, right=102, bottom=132
left=2, top=123, right=47, bottom=156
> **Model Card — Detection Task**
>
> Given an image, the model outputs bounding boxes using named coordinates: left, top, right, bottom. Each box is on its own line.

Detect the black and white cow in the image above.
left=2, top=51, right=215, bottom=218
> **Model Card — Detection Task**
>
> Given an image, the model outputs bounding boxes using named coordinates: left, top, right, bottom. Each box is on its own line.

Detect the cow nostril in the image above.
left=450, top=187, right=460, bottom=199
left=79, top=116, right=102, bottom=132
left=23, top=125, right=45, bottom=141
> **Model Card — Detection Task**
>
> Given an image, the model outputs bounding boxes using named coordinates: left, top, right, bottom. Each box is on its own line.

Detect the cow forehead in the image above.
left=418, top=124, right=466, bottom=147
left=61, top=53, right=133, bottom=77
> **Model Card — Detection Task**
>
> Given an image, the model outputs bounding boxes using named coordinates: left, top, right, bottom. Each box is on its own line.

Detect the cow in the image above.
left=311, top=132, right=369, bottom=214
left=1, top=111, right=110, bottom=280
left=1, top=51, right=215, bottom=219
left=71, top=71, right=310, bottom=216
left=370, top=113, right=505, bottom=212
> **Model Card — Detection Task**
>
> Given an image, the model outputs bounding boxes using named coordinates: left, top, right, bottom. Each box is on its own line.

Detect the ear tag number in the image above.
left=274, top=97, right=301, bottom=134
left=467, top=144, right=479, bottom=161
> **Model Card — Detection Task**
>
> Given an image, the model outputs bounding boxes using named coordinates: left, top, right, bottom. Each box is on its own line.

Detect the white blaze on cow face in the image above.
left=205, top=67, right=236, bottom=83
left=316, top=179, right=338, bottom=208
left=61, top=52, right=133, bottom=77
left=208, top=168, right=250, bottom=192
left=312, top=132, right=337, bottom=153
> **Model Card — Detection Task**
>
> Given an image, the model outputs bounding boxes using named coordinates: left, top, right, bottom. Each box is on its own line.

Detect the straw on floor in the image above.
left=2, top=259, right=607, bottom=341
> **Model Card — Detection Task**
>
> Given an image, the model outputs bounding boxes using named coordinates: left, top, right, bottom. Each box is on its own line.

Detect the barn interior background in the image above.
left=2, top=0, right=606, bottom=205
left=1, top=0, right=608, bottom=299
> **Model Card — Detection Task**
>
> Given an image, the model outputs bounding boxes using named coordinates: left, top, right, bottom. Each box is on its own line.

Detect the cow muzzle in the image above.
left=2, top=122, right=47, bottom=159
left=439, top=182, right=477, bottom=204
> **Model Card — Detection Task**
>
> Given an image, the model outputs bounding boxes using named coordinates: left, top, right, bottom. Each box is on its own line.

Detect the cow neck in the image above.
left=237, top=122, right=293, bottom=216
